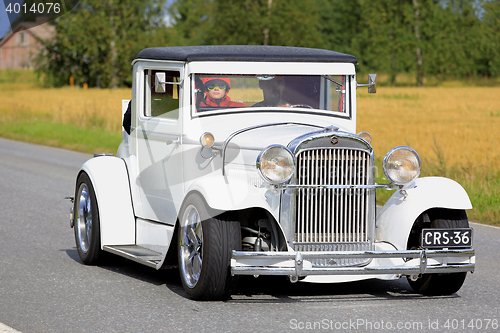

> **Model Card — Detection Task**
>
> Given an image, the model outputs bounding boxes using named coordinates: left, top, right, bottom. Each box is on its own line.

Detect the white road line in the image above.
left=0, top=323, right=22, bottom=333
left=470, top=221, right=500, bottom=229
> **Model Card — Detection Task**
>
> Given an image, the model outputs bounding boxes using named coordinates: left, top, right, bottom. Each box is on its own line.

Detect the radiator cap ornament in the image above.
left=330, top=136, right=339, bottom=145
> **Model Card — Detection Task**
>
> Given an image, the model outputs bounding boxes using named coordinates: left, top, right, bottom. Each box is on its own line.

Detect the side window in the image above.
left=144, top=69, right=180, bottom=119
left=319, top=75, right=350, bottom=115
left=328, top=75, right=346, bottom=113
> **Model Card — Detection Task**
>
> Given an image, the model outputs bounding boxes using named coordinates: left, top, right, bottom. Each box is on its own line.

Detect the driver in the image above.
left=200, top=77, right=246, bottom=108
left=253, top=76, right=290, bottom=107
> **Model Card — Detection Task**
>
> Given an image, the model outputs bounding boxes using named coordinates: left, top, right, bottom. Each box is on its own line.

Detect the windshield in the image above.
left=193, top=74, right=350, bottom=116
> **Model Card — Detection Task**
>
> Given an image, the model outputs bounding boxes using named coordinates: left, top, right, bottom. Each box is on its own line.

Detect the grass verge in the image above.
left=374, top=158, right=500, bottom=226
left=0, top=121, right=122, bottom=154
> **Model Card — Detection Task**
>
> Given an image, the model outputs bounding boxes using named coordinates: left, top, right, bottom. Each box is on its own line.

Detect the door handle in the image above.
left=166, top=138, right=180, bottom=146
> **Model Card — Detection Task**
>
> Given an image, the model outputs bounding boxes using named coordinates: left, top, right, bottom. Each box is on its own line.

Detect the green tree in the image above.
left=422, top=0, right=483, bottom=79
left=164, top=0, right=499, bottom=83
left=316, top=0, right=362, bottom=56
left=354, top=0, right=416, bottom=85
left=478, top=0, right=500, bottom=77
left=351, top=0, right=489, bottom=85
left=167, top=0, right=213, bottom=45
left=36, top=0, right=167, bottom=88
left=168, top=0, right=324, bottom=47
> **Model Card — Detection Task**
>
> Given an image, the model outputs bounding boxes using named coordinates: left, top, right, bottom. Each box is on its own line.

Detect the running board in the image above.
left=103, top=245, right=163, bottom=269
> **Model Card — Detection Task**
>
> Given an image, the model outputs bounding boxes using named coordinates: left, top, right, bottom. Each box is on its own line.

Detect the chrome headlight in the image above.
left=383, top=146, right=421, bottom=185
left=257, top=145, right=295, bottom=184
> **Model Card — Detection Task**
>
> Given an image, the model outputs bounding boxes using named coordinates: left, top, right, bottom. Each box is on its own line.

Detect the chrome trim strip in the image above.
left=288, top=131, right=373, bottom=156
left=286, top=184, right=393, bottom=189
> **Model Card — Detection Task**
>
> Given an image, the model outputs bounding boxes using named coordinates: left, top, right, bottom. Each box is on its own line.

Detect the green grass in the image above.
left=0, top=121, right=122, bottom=154
left=0, top=70, right=124, bottom=153
left=0, top=69, right=41, bottom=84
left=422, top=160, right=500, bottom=225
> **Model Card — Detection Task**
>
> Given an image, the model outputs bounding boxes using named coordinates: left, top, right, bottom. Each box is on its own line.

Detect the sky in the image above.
left=0, top=1, right=12, bottom=38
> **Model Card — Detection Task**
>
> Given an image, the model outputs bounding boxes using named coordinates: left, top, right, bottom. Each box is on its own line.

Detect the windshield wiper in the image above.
left=322, top=75, right=343, bottom=87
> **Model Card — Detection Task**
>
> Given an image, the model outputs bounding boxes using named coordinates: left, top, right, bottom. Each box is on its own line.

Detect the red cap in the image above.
left=201, top=77, right=231, bottom=88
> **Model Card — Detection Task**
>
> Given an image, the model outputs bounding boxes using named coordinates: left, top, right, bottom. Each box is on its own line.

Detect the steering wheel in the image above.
left=290, top=104, right=313, bottom=109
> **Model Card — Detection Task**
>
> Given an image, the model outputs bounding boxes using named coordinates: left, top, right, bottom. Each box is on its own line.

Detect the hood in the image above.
left=227, top=123, right=329, bottom=151
left=224, top=123, right=362, bottom=167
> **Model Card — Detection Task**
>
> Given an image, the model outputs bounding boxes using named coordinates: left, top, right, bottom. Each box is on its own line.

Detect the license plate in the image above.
left=421, top=228, right=473, bottom=248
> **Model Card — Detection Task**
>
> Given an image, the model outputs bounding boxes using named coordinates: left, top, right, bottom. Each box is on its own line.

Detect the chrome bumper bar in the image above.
left=231, top=248, right=475, bottom=277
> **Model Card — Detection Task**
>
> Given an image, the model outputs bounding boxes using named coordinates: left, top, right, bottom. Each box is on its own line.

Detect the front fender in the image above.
left=376, top=177, right=472, bottom=250
left=185, top=176, right=277, bottom=220
left=80, top=156, right=135, bottom=247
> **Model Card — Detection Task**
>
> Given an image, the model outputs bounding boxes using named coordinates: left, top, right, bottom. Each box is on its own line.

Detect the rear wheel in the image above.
left=178, top=194, right=241, bottom=300
left=74, top=172, right=102, bottom=265
left=407, top=209, right=469, bottom=295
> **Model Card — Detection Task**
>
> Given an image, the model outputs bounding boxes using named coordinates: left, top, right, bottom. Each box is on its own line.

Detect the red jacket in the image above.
left=200, top=95, right=245, bottom=108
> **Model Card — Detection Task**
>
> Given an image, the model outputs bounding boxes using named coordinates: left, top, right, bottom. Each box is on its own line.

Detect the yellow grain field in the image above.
left=2, top=84, right=498, bottom=173
left=357, top=87, right=500, bottom=171
left=0, top=84, right=131, bottom=133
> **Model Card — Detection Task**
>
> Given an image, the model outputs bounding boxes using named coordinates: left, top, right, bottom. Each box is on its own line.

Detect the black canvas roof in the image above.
left=135, top=45, right=357, bottom=64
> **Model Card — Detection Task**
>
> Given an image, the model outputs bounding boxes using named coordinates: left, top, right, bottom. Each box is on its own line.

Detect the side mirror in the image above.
left=155, top=72, right=166, bottom=93
left=356, top=74, right=377, bottom=93
left=368, top=74, right=377, bottom=93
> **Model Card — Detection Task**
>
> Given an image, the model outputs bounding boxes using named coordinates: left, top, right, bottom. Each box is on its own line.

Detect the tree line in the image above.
left=36, top=0, right=500, bottom=88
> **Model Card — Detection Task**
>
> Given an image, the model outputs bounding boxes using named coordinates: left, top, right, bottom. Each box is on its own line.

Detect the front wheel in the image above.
left=178, top=194, right=241, bottom=301
left=74, top=172, right=102, bottom=265
left=408, top=272, right=467, bottom=296
left=407, top=209, right=469, bottom=295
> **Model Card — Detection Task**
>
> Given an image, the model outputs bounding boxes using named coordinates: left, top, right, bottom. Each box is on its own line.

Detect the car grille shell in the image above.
left=282, top=131, right=376, bottom=267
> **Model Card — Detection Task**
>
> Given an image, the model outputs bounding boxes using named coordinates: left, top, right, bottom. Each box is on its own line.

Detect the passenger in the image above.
left=253, top=76, right=290, bottom=107
left=199, top=77, right=246, bottom=108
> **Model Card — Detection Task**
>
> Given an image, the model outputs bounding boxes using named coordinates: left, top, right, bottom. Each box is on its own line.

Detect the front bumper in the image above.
left=231, top=248, right=475, bottom=277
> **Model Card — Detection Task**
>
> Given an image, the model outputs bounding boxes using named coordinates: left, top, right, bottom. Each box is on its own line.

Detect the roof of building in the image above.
left=135, top=45, right=358, bottom=64
left=0, top=19, right=55, bottom=47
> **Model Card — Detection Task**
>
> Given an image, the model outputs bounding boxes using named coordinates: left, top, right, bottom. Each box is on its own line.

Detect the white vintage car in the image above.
left=70, top=45, right=474, bottom=300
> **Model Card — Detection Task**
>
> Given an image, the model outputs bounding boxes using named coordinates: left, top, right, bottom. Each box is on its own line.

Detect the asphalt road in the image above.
left=0, top=137, right=499, bottom=333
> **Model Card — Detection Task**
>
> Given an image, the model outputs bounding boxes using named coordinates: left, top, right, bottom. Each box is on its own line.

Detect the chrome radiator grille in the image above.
left=294, top=148, right=373, bottom=267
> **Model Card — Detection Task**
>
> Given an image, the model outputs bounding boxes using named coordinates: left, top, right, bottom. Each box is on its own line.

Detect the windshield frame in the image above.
left=190, top=73, right=353, bottom=120
left=187, top=61, right=355, bottom=120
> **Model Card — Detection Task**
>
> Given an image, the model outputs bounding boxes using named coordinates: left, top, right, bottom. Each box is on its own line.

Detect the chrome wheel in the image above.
left=76, top=183, right=93, bottom=254
left=179, top=204, right=204, bottom=289
left=177, top=194, right=241, bottom=300
left=74, top=172, right=101, bottom=265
